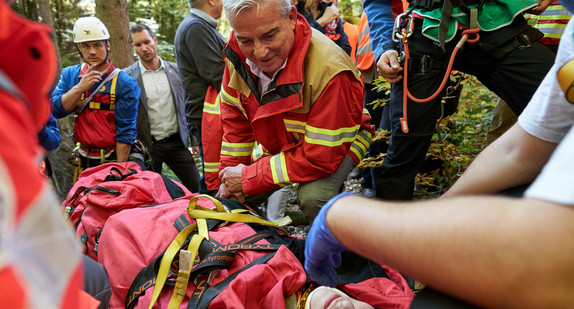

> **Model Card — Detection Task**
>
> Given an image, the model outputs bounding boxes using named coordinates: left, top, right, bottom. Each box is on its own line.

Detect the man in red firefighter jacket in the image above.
left=51, top=17, right=139, bottom=170
left=216, top=0, right=374, bottom=222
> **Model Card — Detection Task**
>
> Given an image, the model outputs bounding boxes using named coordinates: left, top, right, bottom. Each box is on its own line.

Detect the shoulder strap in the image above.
left=0, top=69, right=30, bottom=112
left=76, top=68, right=121, bottom=115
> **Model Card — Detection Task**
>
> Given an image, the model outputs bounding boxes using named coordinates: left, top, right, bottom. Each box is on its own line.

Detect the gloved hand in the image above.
left=304, top=192, right=354, bottom=287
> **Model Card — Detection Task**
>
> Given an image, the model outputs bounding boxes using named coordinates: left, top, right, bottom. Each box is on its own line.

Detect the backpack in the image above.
left=62, top=162, right=191, bottom=260
left=98, top=195, right=414, bottom=309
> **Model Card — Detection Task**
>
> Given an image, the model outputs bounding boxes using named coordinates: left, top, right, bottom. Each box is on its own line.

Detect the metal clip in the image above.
left=393, top=12, right=414, bottom=43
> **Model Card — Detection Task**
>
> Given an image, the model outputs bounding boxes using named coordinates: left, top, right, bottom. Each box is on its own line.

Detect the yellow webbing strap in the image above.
left=110, top=72, right=118, bottom=109
left=187, top=209, right=281, bottom=229
left=147, top=223, right=197, bottom=309
left=167, top=235, right=205, bottom=309
left=148, top=194, right=287, bottom=309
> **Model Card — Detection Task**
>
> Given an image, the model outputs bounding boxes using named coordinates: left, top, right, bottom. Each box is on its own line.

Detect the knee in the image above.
left=297, top=188, right=337, bottom=224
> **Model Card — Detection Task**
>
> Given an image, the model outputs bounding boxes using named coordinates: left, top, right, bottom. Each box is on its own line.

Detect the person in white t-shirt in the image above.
left=304, top=13, right=574, bottom=308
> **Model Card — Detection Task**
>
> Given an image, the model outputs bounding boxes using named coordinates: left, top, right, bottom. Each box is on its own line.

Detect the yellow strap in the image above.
left=167, top=235, right=205, bottom=309
left=187, top=209, right=280, bottom=229
left=188, top=194, right=226, bottom=212
left=148, top=223, right=197, bottom=309
left=150, top=194, right=286, bottom=308
left=110, top=72, right=118, bottom=107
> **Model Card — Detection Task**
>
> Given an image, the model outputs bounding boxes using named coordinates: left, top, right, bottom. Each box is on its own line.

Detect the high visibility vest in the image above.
left=525, top=1, right=572, bottom=47
left=356, top=11, right=375, bottom=73
left=343, top=21, right=359, bottom=62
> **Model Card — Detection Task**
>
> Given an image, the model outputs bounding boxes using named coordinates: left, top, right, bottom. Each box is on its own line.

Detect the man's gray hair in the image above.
left=223, top=0, right=291, bottom=23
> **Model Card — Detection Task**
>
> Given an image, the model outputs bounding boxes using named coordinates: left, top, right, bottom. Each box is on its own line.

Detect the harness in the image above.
left=76, top=63, right=120, bottom=113
left=393, top=4, right=480, bottom=133
left=0, top=69, right=29, bottom=108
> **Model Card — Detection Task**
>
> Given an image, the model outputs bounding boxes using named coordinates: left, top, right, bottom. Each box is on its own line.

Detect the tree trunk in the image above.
left=96, top=0, right=133, bottom=68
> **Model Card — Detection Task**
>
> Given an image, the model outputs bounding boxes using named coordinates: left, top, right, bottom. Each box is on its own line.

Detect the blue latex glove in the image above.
left=304, top=192, right=354, bottom=287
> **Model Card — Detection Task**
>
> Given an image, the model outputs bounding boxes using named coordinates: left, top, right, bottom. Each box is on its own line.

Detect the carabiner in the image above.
left=393, top=12, right=414, bottom=43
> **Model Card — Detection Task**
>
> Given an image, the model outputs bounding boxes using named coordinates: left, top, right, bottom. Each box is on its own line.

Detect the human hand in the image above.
left=76, top=65, right=102, bottom=92
left=304, top=192, right=354, bottom=287
left=527, top=0, right=553, bottom=15
left=215, top=183, right=245, bottom=203
left=219, top=164, right=245, bottom=194
left=317, top=4, right=340, bottom=27
left=376, top=50, right=403, bottom=83
left=191, top=145, right=200, bottom=158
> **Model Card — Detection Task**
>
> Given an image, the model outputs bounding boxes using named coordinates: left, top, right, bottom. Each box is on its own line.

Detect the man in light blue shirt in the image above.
left=124, top=24, right=200, bottom=192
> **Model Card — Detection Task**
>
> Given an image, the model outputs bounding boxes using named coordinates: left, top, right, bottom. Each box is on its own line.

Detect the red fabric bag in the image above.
left=62, top=162, right=190, bottom=260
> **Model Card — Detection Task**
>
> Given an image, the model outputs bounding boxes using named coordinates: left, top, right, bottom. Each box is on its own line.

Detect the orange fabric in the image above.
left=356, top=11, right=375, bottom=71
left=343, top=22, right=359, bottom=62
left=0, top=4, right=84, bottom=309
left=0, top=267, right=28, bottom=308
left=0, top=0, right=54, bottom=133
left=202, top=86, right=224, bottom=191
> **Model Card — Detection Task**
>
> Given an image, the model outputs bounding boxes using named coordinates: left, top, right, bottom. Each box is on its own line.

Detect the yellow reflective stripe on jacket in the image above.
left=284, top=119, right=306, bottom=134
left=203, top=161, right=220, bottom=173
left=349, top=129, right=372, bottom=159
left=270, top=152, right=290, bottom=185
left=204, top=94, right=221, bottom=115
left=221, top=141, right=255, bottom=157
left=305, top=124, right=360, bottom=147
left=220, top=87, right=247, bottom=118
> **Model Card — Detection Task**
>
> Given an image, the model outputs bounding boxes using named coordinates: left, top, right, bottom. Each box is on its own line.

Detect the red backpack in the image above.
left=62, top=162, right=191, bottom=260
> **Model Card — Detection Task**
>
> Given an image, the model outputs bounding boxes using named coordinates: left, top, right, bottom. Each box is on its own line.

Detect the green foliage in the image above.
left=338, top=0, right=362, bottom=25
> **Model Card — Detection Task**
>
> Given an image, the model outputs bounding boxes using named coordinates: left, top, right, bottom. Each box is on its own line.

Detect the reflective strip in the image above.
left=350, top=130, right=371, bottom=159
left=284, top=119, right=306, bottom=134
left=305, top=124, right=360, bottom=147
left=356, top=42, right=372, bottom=57
left=220, top=87, right=247, bottom=118
left=252, top=143, right=264, bottom=162
left=203, top=161, right=220, bottom=173
left=204, top=94, right=221, bottom=115
left=537, top=27, right=568, bottom=35
left=270, top=152, right=290, bottom=185
left=220, top=141, right=255, bottom=157
left=537, top=14, right=571, bottom=20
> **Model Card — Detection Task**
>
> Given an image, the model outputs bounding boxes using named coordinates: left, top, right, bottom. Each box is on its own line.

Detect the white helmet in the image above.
left=73, top=17, right=110, bottom=43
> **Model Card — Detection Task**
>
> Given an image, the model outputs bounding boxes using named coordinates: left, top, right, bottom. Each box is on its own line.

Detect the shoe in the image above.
left=349, top=168, right=361, bottom=180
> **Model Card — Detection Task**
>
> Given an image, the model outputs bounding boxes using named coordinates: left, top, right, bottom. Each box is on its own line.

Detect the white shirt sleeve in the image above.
left=525, top=125, right=574, bottom=205
left=518, top=18, right=574, bottom=143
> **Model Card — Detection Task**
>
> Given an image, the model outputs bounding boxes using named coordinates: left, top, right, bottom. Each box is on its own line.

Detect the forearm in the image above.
left=445, top=124, right=557, bottom=197
left=327, top=195, right=574, bottom=308
left=115, top=142, right=131, bottom=162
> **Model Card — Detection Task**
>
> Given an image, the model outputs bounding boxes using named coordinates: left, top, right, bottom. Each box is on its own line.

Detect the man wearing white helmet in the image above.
left=51, top=16, right=140, bottom=170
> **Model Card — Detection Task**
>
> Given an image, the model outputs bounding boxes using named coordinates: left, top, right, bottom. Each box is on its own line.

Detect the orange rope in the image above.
left=399, top=28, right=480, bottom=133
